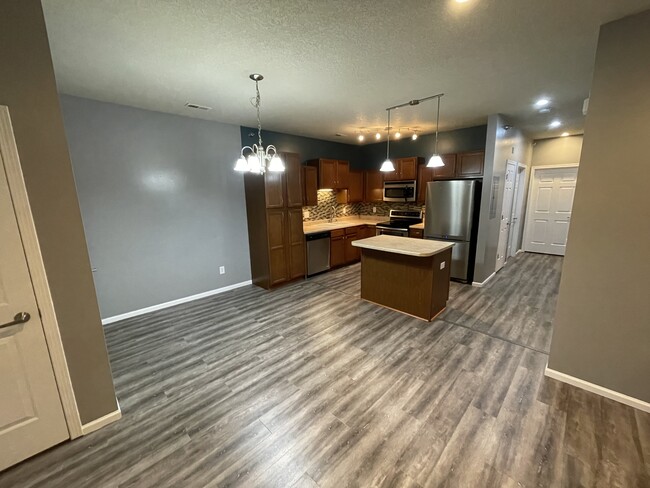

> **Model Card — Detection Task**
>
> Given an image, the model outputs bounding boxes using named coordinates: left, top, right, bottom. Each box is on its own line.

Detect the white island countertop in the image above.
left=352, top=235, right=454, bottom=257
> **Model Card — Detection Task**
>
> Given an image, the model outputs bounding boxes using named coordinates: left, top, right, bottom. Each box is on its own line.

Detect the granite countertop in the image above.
left=352, top=235, right=454, bottom=257
left=409, top=222, right=425, bottom=230
left=303, top=216, right=385, bottom=234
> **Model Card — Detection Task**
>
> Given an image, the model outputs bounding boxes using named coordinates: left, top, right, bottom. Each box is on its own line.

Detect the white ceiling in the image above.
left=42, top=0, right=650, bottom=143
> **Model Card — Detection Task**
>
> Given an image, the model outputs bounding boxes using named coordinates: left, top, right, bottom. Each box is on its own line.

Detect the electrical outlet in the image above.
left=303, top=209, right=310, bottom=218
left=219, top=266, right=225, bottom=275
left=373, top=206, right=377, bottom=213
left=440, top=261, right=446, bottom=270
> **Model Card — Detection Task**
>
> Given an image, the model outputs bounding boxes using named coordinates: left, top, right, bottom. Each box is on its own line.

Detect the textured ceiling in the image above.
left=42, top=0, right=650, bottom=142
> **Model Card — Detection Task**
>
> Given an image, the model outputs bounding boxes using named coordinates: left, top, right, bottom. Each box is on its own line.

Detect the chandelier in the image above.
left=234, top=74, right=284, bottom=174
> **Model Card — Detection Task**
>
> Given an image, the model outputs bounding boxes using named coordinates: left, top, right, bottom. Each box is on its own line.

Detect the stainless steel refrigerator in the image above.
left=424, top=180, right=481, bottom=283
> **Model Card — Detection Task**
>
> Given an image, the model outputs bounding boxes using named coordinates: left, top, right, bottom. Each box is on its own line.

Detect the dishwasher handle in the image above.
left=306, top=231, right=331, bottom=241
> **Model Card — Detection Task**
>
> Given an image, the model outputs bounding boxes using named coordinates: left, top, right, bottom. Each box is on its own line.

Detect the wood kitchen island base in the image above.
left=353, top=236, right=453, bottom=321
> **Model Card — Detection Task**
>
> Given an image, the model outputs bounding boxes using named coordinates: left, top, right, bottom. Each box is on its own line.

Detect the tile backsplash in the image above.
left=303, top=190, right=423, bottom=221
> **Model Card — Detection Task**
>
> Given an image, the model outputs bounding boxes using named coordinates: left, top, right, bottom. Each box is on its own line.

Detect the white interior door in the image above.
left=507, top=164, right=527, bottom=258
left=495, top=161, right=516, bottom=271
left=524, top=166, right=578, bottom=256
left=0, top=147, right=68, bottom=470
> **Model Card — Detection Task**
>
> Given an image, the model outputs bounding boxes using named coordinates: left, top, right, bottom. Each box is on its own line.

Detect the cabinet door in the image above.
left=303, top=166, right=318, bottom=206
left=336, top=160, right=350, bottom=189
left=457, top=151, right=484, bottom=177
left=409, top=228, right=424, bottom=238
left=382, top=164, right=400, bottom=181
left=417, top=163, right=434, bottom=204
left=264, top=171, right=285, bottom=208
left=344, top=231, right=360, bottom=263
left=398, top=157, right=418, bottom=180
left=433, top=154, right=457, bottom=180
left=283, top=153, right=303, bottom=208
left=267, top=209, right=288, bottom=285
left=347, top=171, right=364, bottom=202
left=319, top=159, right=338, bottom=189
left=286, top=208, right=305, bottom=279
left=330, top=236, right=346, bottom=268
left=364, top=171, right=384, bottom=202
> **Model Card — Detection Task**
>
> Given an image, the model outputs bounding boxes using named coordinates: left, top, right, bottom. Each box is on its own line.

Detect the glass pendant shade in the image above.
left=268, top=154, right=285, bottom=172
left=247, top=154, right=262, bottom=173
left=380, top=159, right=395, bottom=172
left=427, top=154, right=445, bottom=168
left=234, top=156, right=248, bottom=172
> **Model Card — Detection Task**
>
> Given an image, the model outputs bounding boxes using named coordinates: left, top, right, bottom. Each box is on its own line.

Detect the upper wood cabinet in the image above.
left=264, top=171, right=284, bottom=208
left=457, top=151, right=485, bottom=177
left=383, top=157, right=422, bottom=181
left=302, top=166, right=318, bottom=206
left=416, top=152, right=482, bottom=203
left=336, top=170, right=363, bottom=204
left=284, top=152, right=304, bottom=208
left=432, top=154, right=458, bottom=180
left=305, top=159, right=350, bottom=190
left=364, top=170, right=384, bottom=202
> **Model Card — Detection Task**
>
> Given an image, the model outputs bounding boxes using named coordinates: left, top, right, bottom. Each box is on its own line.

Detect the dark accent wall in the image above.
left=240, top=127, right=364, bottom=168
left=0, top=0, right=117, bottom=424
left=359, top=125, right=488, bottom=170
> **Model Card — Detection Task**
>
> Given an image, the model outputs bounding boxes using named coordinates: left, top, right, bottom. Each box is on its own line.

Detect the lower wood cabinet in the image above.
left=330, top=226, right=364, bottom=267
left=409, top=228, right=424, bottom=239
left=287, top=208, right=306, bottom=279
left=344, top=226, right=360, bottom=263
left=267, top=208, right=305, bottom=286
left=330, top=229, right=346, bottom=268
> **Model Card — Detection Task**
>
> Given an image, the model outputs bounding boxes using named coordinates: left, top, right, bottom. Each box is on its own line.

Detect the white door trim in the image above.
left=523, top=164, right=580, bottom=254
left=0, top=106, right=83, bottom=439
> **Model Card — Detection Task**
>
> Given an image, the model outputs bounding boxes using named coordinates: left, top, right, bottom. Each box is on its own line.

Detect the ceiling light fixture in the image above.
left=427, top=94, right=445, bottom=168
left=234, top=74, right=283, bottom=174
left=358, top=134, right=365, bottom=142
left=380, top=110, right=395, bottom=172
left=561, top=132, right=570, bottom=137
left=549, top=119, right=562, bottom=129
left=538, top=108, right=551, bottom=114
left=375, top=132, right=381, bottom=140
left=535, top=98, right=550, bottom=108
left=412, top=131, right=419, bottom=141
left=395, top=130, right=401, bottom=139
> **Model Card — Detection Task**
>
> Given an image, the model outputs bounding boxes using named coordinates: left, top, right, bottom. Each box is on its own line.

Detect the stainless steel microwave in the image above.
left=383, top=180, right=417, bottom=202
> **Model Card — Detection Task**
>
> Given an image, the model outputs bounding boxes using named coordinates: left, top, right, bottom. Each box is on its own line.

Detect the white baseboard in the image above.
left=80, top=401, right=122, bottom=435
left=545, top=367, right=650, bottom=413
left=515, top=249, right=524, bottom=256
left=472, top=271, right=496, bottom=288
left=101, top=280, right=252, bottom=325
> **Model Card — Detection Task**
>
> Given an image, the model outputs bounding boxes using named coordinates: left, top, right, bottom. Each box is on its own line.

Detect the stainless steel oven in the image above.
left=383, top=181, right=416, bottom=202
left=375, top=210, right=423, bottom=237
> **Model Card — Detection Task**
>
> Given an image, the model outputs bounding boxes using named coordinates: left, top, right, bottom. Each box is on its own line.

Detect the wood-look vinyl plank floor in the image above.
left=1, top=252, right=648, bottom=487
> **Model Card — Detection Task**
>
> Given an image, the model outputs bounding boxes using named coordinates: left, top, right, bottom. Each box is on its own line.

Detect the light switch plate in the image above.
left=440, top=261, right=445, bottom=270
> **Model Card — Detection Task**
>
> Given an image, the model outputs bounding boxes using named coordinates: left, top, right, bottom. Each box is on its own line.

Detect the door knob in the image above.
left=0, top=312, right=31, bottom=330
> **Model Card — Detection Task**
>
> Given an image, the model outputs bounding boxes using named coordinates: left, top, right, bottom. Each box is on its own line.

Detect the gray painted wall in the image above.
left=61, top=95, right=251, bottom=319
left=548, top=10, right=650, bottom=402
left=1, top=1, right=116, bottom=424
left=474, top=114, right=532, bottom=283
left=532, top=135, right=583, bottom=166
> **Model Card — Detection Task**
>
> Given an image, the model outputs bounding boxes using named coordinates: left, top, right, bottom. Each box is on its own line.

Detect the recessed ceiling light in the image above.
left=395, top=131, right=401, bottom=139
left=549, top=120, right=562, bottom=128
left=358, top=134, right=364, bottom=142
left=535, top=98, right=550, bottom=108
left=455, top=0, right=470, bottom=3
left=538, top=108, right=551, bottom=114
left=375, top=132, right=381, bottom=140
left=412, top=133, right=418, bottom=141
left=561, top=132, right=570, bottom=137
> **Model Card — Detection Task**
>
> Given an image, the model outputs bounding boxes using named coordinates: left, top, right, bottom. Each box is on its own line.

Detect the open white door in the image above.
left=0, top=129, right=69, bottom=470
left=523, top=165, right=578, bottom=256
left=507, top=163, right=528, bottom=258
left=495, top=161, right=517, bottom=272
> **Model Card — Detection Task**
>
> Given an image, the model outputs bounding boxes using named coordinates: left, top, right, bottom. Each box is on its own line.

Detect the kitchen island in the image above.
left=352, top=235, right=454, bottom=321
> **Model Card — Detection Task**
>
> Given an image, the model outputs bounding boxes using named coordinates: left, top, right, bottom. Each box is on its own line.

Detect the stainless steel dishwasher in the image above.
left=306, top=231, right=331, bottom=277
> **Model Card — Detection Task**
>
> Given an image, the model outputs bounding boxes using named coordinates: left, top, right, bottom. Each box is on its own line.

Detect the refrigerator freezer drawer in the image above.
left=449, top=241, right=470, bottom=282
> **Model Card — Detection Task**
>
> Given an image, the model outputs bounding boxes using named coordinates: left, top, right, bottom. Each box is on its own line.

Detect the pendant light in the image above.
left=234, top=74, right=284, bottom=174
left=380, top=109, right=395, bottom=172
left=427, top=95, right=445, bottom=168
